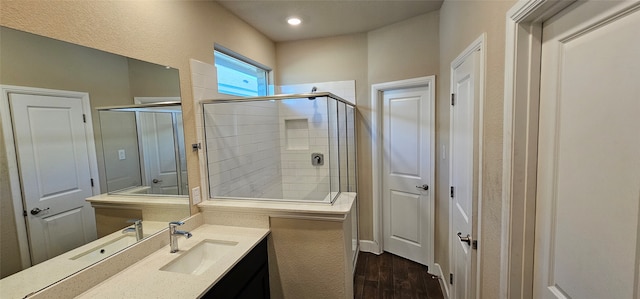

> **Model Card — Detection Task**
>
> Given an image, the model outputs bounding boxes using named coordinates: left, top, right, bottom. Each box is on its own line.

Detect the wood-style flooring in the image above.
left=354, top=252, right=445, bottom=299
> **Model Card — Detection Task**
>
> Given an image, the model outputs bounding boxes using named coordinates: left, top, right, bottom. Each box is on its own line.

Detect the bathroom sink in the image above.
left=160, top=239, right=238, bottom=275
left=70, top=234, right=140, bottom=262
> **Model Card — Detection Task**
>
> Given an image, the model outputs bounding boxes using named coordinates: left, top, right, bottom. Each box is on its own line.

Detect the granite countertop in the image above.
left=76, top=224, right=270, bottom=298
left=0, top=221, right=167, bottom=299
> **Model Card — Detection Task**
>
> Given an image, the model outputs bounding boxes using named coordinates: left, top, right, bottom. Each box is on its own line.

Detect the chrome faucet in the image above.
left=122, top=219, right=144, bottom=241
left=169, top=221, right=192, bottom=253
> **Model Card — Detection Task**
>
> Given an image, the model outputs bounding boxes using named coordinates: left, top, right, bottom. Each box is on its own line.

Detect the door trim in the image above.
left=500, top=1, right=577, bottom=298
left=501, top=1, right=640, bottom=298
left=448, top=34, right=486, bottom=299
left=370, top=76, right=435, bottom=263
left=0, top=85, right=101, bottom=268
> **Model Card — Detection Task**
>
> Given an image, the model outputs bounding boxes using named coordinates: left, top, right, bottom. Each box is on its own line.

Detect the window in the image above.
left=214, top=47, right=270, bottom=97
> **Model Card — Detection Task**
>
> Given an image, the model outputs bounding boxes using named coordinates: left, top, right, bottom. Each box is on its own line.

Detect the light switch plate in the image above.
left=192, top=187, right=201, bottom=205
left=118, top=149, right=126, bottom=160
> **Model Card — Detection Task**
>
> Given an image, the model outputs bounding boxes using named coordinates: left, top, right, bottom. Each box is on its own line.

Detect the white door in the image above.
left=138, top=111, right=180, bottom=195
left=10, top=93, right=97, bottom=264
left=382, top=86, right=433, bottom=266
left=534, top=2, right=640, bottom=298
left=450, top=48, right=481, bottom=299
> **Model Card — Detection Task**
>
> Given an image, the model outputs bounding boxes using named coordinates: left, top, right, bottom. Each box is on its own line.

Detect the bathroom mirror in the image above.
left=0, top=26, right=190, bottom=297
left=98, top=103, right=188, bottom=196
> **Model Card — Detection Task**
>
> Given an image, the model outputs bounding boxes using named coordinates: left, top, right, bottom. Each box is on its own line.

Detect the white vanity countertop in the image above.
left=76, top=224, right=270, bottom=299
left=86, top=193, right=189, bottom=207
left=0, top=221, right=167, bottom=299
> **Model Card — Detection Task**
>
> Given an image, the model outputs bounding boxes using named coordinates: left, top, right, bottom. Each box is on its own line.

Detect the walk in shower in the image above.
left=203, top=92, right=356, bottom=204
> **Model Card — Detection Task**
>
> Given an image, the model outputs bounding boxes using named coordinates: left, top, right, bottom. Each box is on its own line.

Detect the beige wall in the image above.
left=0, top=1, right=521, bottom=296
left=438, top=0, right=516, bottom=297
left=269, top=218, right=351, bottom=299
left=366, top=11, right=440, bottom=242
left=0, top=0, right=277, bottom=218
left=0, top=26, right=140, bottom=277
left=277, top=5, right=517, bottom=297
left=276, top=12, right=440, bottom=242
left=0, top=26, right=137, bottom=195
left=127, top=58, right=181, bottom=98
left=0, top=0, right=275, bottom=278
left=368, top=11, right=440, bottom=85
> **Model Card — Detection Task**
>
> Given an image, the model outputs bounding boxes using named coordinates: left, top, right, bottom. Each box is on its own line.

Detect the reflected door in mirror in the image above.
left=139, top=112, right=181, bottom=195
left=9, top=92, right=97, bottom=264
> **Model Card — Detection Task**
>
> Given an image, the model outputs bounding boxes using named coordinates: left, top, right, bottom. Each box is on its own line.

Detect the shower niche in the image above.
left=203, top=92, right=356, bottom=204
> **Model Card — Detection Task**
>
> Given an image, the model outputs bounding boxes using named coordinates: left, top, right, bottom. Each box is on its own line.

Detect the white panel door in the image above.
left=10, top=93, right=97, bottom=264
left=535, top=2, right=640, bottom=298
left=138, top=112, right=179, bottom=194
left=382, top=86, right=433, bottom=266
left=450, top=49, right=480, bottom=299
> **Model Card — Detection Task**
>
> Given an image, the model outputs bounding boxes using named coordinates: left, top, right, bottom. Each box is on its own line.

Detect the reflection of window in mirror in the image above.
left=214, top=45, right=271, bottom=97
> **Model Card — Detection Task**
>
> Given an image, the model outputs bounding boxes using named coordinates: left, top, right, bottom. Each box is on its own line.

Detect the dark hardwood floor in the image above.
left=354, top=252, right=445, bottom=299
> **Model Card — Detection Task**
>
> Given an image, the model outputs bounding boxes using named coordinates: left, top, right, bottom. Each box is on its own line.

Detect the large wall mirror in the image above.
left=0, top=26, right=190, bottom=297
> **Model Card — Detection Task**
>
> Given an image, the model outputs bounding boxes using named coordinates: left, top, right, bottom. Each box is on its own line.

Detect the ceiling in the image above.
left=216, top=0, right=444, bottom=42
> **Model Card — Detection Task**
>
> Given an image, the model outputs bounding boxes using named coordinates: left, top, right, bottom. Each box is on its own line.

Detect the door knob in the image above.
left=416, top=184, right=429, bottom=191
left=152, top=179, right=163, bottom=184
left=30, top=207, right=50, bottom=215
left=457, top=232, right=471, bottom=246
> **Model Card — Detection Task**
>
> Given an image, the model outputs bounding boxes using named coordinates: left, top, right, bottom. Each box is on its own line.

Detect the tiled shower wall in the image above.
left=278, top=99, right=331, bottom=201
left=204, top=101, right=283, bottom=199
left=203, top=78, right=355, bottom=202
left=279, top=81, right=355, bottom=201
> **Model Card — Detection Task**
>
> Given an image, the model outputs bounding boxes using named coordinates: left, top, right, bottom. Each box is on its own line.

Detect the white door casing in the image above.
left=382, top=86, right=433, bottom=266
left=1, top=86, right=100, bottom=265
left=534, top=2, right=640, bottom=298
left=369, top=76, right=435, bottom=268
left=449, top=35, right=485, bottom=299
left=500, top=0, right=576, bottom=297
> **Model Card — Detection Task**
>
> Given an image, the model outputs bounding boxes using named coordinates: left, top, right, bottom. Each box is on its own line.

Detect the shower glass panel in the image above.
left=203, top=93, right=356, bottom=204
left=338, top=102, right=348, bottom=192
left=328, top=98, right=340, bottom=200
left=346, top=105, right=357, bottom=192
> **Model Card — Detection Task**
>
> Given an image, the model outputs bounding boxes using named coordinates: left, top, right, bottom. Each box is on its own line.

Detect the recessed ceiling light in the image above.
left=287, top=17, right=302, bottom=26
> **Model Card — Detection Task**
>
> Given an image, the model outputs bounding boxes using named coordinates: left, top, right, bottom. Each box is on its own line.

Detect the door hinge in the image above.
left=450, top=186, right=455, bottom=198
left=450, top=273, right=454, bottom=284
left=472, top=240, right=478, bottom=250
left=23, top=210, right=27, bottom=217
left=451, top=93, right=455, bottom=106
left=83, top=114, right=87, bottom=123
left=90, top=178, right=94, bottom=187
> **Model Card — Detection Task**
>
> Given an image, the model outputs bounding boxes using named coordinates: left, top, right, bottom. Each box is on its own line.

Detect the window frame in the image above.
left=214, top=45, right=272, bottom=97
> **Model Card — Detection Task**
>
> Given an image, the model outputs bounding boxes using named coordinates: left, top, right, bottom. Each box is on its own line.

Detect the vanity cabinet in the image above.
left=202, top=237, right=269, bottom=299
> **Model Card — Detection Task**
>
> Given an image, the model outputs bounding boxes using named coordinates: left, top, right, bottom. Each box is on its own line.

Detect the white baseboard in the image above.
left=358, top=240, right=382, bottom=254
left=433, top=263, right=450, bottom=299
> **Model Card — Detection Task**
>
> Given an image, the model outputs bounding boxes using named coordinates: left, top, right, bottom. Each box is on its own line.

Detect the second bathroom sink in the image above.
left=159, top=239, right=239, bottom=275
left=70, top=234, right=140, bottom=263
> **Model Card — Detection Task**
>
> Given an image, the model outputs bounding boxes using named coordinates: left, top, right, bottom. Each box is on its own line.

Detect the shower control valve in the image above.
left=311, top=153, right=324, bottom=166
